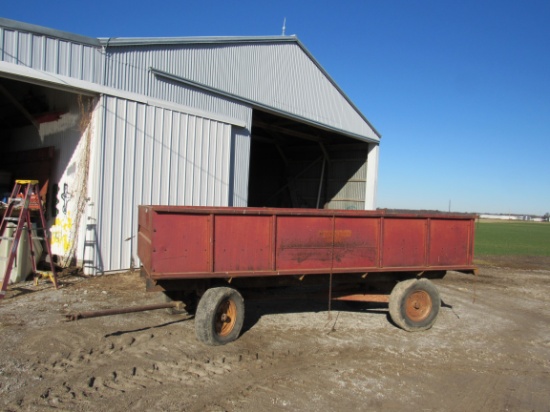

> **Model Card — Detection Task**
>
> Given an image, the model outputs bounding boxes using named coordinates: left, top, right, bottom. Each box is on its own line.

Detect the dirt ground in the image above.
left=1, top=263, right=549, bottom=411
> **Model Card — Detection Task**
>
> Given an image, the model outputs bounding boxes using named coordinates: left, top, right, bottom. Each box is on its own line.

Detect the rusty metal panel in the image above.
left=381, top=218, right=427, bottom=267
left=150, top=212, right=210, bottom=275
left=137, top=206, right=153, bottom=272
left=428, top=219, right=473, bottom=266
left=331, top=217, right=379, bottom=269
left=214, top=215, right=273, bottom=272
left=275, top=215, right=378, bottom=270
left=138, top=206, right=477, bottom=279
left=276, top=216, right=334, bottom=270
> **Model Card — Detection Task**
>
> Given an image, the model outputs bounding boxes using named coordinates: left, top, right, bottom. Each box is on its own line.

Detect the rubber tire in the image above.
left=389, top=278, right=440, bottom=332
left=195, top=287, right=245, bottom=346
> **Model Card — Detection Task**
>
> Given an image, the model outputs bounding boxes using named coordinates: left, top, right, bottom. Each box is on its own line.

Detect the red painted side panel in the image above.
left=428, top=219, right=472, bottom=266
left=214, top=215, right=272, bottom=272
left=332, top=217, right=379, bottom=269
left=137, top=207, right=153, bottom=272
left=382, top=218, right=427, bottom=267
left=151, top=213, right=210, bottom=274
left=276, top=216, right=334, bottom=270
left=276, top=216, right=380, bottom=270
left=137, top=206, right=476, bottom=279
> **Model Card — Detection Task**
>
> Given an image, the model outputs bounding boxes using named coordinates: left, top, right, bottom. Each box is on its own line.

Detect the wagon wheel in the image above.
left=389, top=278, right=440, bottom=331
left=195, top=287, right=245, bottom=345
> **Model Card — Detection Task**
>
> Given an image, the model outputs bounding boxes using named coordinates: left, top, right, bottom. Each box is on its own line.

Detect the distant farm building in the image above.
left=479, top=214, right=543, bottom=222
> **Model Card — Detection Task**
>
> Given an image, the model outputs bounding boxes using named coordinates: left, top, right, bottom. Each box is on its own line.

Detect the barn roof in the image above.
left=0, top=18, right=380, bottom=142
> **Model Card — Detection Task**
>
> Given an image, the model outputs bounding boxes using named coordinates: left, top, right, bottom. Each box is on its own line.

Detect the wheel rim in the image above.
left=215, top=299, right=237, bottom=337
left=405, top=290, right=432, bottom=322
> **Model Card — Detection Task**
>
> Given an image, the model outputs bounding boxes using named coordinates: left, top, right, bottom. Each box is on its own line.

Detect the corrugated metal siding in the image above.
left=91, top=95, right=235, bottom=272
left=325, top=148, right=368, bottom=210
left=1, top=21, right=375, bottom=141
left=0, top=26, right=102, bottom=83
left=104, top=42, right=377, bottom=139
left=279, top=145, right=368, bottom=210
left=231, top=127, right=251, bottom=206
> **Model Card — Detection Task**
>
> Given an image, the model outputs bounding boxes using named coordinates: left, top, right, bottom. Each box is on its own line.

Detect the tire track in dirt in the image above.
left=2, top=267, right=550, bottom=411
left=5, top=329, right=227, bottom=409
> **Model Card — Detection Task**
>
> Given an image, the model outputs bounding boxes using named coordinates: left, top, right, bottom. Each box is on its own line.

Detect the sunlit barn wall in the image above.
left=0, top=20, right=103, bottom=82
left=85, top=95, right=240, bottom=273
left=103, top=40, right=378, bottom=140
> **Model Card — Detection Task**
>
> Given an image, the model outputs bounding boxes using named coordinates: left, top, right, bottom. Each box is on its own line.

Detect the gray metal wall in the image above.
left=1, top=21, right=375, bottom=143
left=104, top=41, right=378, bottom=140
left=0, top=23, right=251, bottom=131
left=287, top=145, right=368, bottom=210
left=325, top=147, right=369, bottom=210
left=1, top=18, right=379, bottom=147
left=87, top=95, right=239, bottom=273
left=0, top=23, right=102, bottom=83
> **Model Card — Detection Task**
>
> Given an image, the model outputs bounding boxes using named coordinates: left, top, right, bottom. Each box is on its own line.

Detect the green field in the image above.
left=474, top=220, right=550, bottom=259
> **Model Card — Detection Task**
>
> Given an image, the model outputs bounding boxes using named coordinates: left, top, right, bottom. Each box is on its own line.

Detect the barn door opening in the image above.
left=248, top=110, right=369, bottom=210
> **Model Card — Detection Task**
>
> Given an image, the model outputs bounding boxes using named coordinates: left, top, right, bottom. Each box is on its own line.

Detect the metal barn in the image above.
left=0, top=18, right=381, bottom=275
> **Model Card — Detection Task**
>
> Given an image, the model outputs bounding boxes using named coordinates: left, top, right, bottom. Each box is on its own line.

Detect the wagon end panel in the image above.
left=381, top=218, right=427, bottom=267
left=428, top=218, right=474, bottom=267
left=149, top=212, right=211, bottom=277
left=137, top=206, right=153, bottom=275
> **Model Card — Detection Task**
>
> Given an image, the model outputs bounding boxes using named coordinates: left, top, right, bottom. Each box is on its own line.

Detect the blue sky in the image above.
left=3, top=1, right=549, bottom=215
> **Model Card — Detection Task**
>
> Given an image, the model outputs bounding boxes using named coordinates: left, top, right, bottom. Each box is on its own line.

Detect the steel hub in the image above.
left=215, top=299, right=237, bottom=337
left=405, top=290, right=432, bottom=322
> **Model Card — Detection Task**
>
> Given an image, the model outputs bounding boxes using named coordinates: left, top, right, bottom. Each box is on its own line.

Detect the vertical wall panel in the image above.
left=0, top=25, right=103, bottom=83
left=325, top=147, right=368, bottom=210
left=31, top=34, right=43, bottom=69
left=120, top=101, right=137, bottom=267
left=57, top=40, right=70, bottom=76
left=16, top=30, right=30, bottom=66
left=92, top=96, right=234, bottom=272
left=231, top=127, right=250, bottom=206
left=151, top=107, right=162, bottom=204
left=70, top=43, right=82, bottom=79
left=2, top=29, right=16, bottom=63
left=100, top=97, right=116, bottom=270
left=44, top=37, right=57, bottom=72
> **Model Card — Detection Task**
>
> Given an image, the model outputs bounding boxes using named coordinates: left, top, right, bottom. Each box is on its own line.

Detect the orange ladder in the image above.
left=0, top=180, right=58, bottom=298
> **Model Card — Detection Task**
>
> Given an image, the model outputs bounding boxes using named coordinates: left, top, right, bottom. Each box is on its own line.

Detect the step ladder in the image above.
left=0, top=180, right=58, bottom=298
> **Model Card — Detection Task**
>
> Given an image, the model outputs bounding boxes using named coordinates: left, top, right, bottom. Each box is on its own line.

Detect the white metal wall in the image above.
left=87, top=95, right=237, bottom=273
